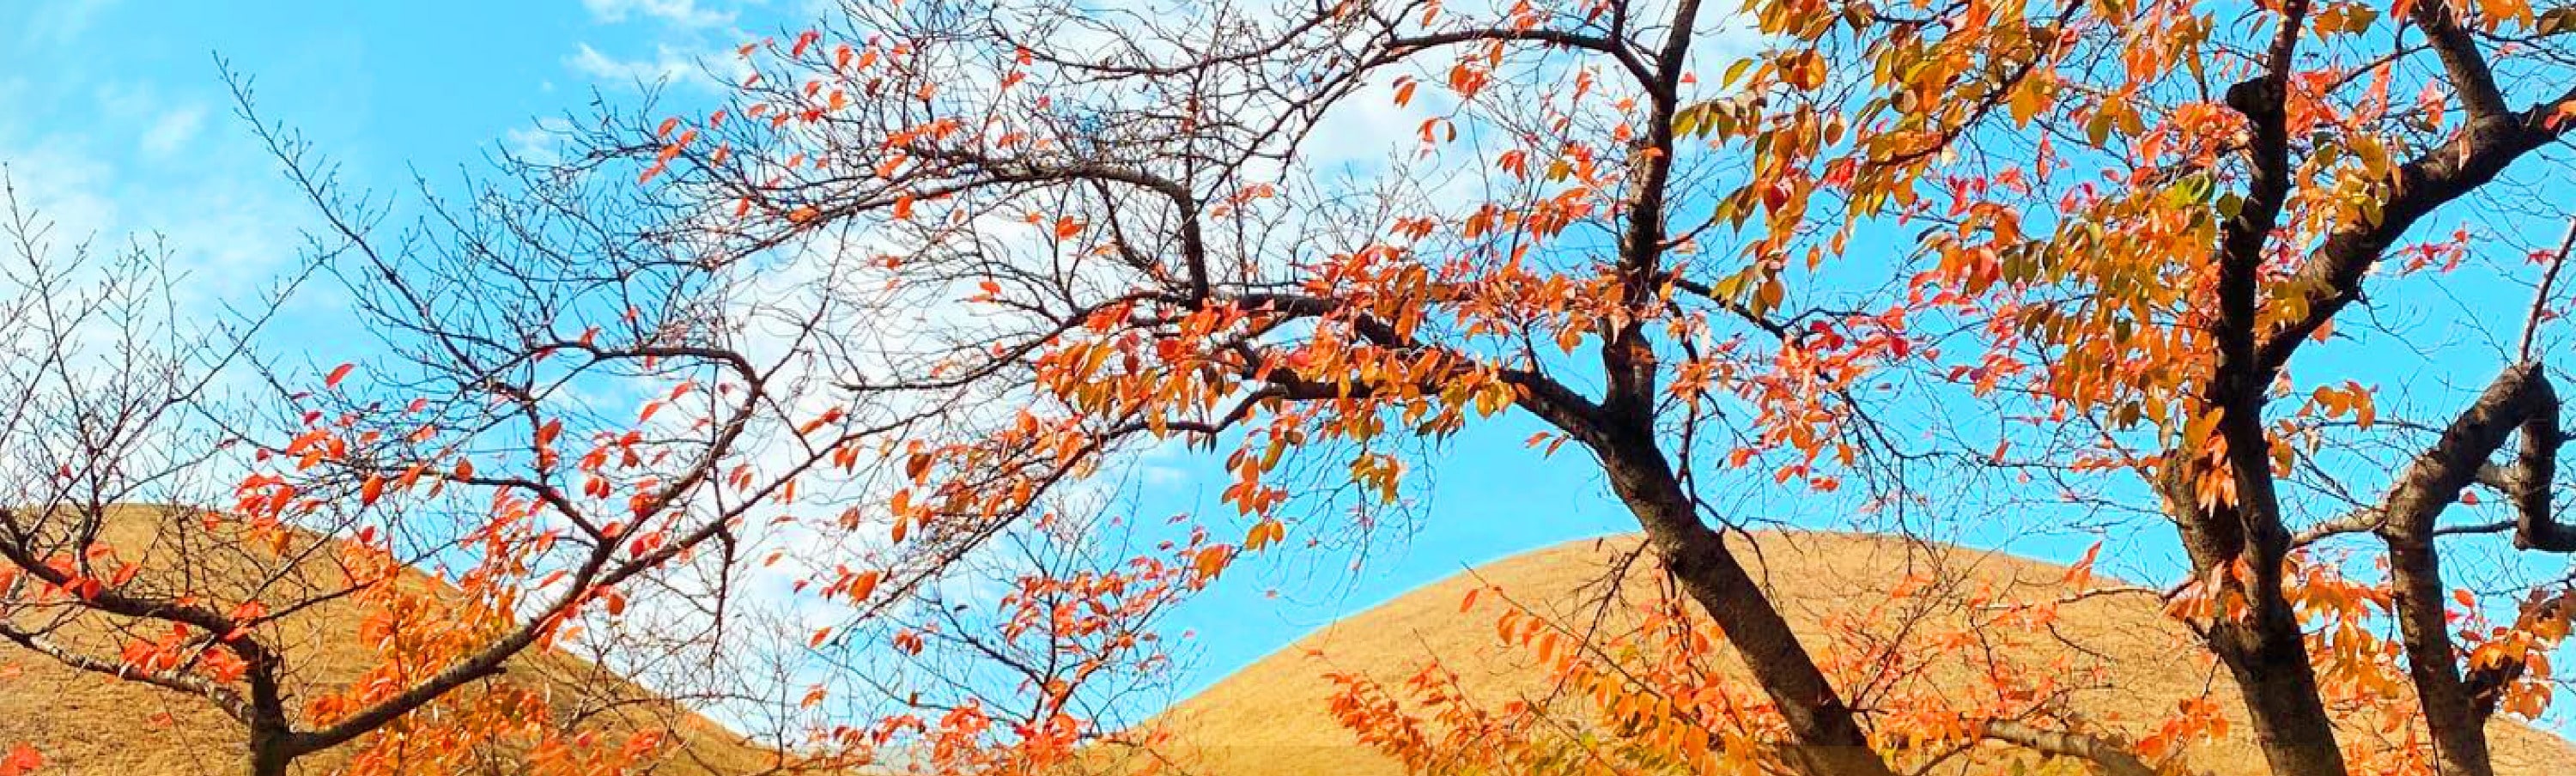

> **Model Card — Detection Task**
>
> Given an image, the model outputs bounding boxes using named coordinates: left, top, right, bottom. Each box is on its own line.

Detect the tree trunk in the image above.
left=2205, top=611, right=2350, bottom=776
left=1594, top=427, right=1897, bottom=776
left=246, top=735, right=293, bottom=776
left=2162, top=452, right=2349, bottom=776
left=2386, top=534, right=2497, bottom=776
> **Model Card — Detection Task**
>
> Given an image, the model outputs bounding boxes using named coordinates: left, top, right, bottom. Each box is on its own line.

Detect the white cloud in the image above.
left=3, top=81, right=314, bottom=313
left=137, top=104, right=207, bottom=159
left=0, top=143, right=119, bottom=246
left=580, top=0, right=734, bottom=27
left=93, top=82, right=209, bottom=157
left=503, top=118, right=574, bottom=165
left=567, top=42, right=718, bottom=91
left=0, top=139, right=307, bottom=307
left=19, top=0, right=121, bottom=45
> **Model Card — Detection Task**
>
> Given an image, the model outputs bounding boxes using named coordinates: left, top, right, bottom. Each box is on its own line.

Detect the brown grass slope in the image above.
left=0, top=506, right=776, bottom=775
left=1139, top=531, right=2575, bottom=775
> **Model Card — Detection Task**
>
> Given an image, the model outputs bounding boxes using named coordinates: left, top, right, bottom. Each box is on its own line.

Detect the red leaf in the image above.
left=325, top=363, right=355, bottom=389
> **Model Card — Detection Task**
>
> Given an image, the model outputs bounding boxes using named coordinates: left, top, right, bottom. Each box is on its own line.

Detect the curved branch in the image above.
left=2374, top=362, right=2555, bottom=773
left=2409, top=0, right=2509, bottom=122
left=2257, top=88, right=2576, bottom=372
left=1978, top=719, right=2155, bottom=776
left=0, top=623, right=253, bottom=721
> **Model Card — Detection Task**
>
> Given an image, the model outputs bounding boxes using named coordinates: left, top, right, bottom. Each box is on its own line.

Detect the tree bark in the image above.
left=247, top=729, right=293, bottom=776
left=1980, top=720, right=2156, bottom=776
left=1592, top=424, right=1898, bottom=776
left=2375, top=364, right=2559, bottom=776
left=2160, top=449, right=2349, bottom=776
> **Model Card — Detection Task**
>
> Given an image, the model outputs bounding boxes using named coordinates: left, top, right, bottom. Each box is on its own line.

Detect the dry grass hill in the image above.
left=1124, top=531, right=2576, bottom=775
left=12, top=512, right=2568, bottom=775
left=0, top=506, right=777, bottom=775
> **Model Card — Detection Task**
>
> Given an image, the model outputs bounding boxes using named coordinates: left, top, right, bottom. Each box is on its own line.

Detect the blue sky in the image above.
left=7, top=0, right=2571, bottom=743
left=0, top=0, right=713, bottom=343
left=0, top=0, right=1647, bottom=714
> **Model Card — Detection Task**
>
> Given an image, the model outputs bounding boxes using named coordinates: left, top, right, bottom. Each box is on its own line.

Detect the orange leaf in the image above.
left=325, top=363, right=355, bottom=389
left=1193, top=545, right=1233, bottom=580
left=2, top=743, right=39, bottom=776
left=1245, top=518, right=1284, bottom=551
left=2063, top=540, right=2103, bottom=585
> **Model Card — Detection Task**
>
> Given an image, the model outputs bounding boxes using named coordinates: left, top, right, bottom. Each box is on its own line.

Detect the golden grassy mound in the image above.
left=0, top=506, right=778, bottom=775
left=1131, top=531, right=2575, bottom=775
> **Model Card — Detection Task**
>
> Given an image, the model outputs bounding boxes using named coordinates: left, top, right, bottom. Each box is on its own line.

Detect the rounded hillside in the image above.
left=1125, top=531, right=2574, bottom=775
left=0, top=506, right=776, bottom=775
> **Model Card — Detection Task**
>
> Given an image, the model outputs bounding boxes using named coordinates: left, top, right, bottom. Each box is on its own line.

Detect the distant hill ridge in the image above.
left=1126, top=531, right=2576, bottom=775
left=0, top=505, right=775, bottom=775
left=16, top=514, right=2567, bottom=774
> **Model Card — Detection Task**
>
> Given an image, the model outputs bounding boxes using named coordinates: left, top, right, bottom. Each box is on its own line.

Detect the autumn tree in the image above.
left=501, top=0, right=2576, bottom=772
left=17, top=0, right=2555, bottom=773
left=0, top=81, right=856, bottom=773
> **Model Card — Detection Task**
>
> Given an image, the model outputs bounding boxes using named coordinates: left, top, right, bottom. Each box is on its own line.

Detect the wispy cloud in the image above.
left=137, top=104, right=208, bottom=159
left=502, top=118, right=574, bottom=165
left=1, top=82, right=313, bottom=310
left=580, top=0, right=734, bottom=27
left=567, top=42, right=719, bottom=91
left=93, top=83, right=213, bottom=161
left=19, top=0, right=122, bottom=45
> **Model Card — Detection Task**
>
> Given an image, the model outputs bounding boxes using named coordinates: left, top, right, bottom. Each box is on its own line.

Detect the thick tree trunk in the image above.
left=2385, top=533, right=2497, bottom=776
left=2162, top=452, right=2348, bottom=776
left=2205, top=612, right=2349, bottom=776
left=247, top=733, right=293, bottom=776
left=1593, top=427, right=1897, bottom=776
left=2370, top=365, right=2555, bottom=776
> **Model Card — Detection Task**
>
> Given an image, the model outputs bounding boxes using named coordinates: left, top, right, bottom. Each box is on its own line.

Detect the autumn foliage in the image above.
left=9, top=0, right=2576, bottom=773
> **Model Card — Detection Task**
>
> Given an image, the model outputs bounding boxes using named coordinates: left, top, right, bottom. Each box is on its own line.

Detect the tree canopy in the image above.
left=7, top=0, right=2576, bottom=774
